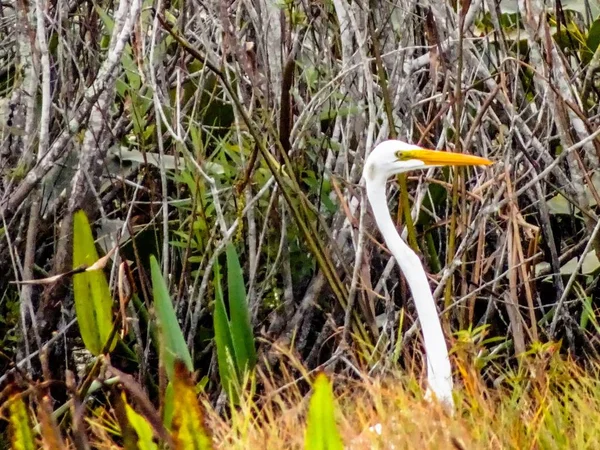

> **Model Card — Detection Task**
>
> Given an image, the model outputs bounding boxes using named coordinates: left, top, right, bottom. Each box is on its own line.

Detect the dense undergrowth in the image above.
left=1, top=0, right=600, bottom=448
left=5, top=345, right=600, bottom=449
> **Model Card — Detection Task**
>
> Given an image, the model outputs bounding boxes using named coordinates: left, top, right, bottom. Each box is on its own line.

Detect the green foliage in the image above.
left=454, top=324, right=509, bottom=371
left=172, top=361, right=213, bottom=450
left=8, top=0, right=600, bottom=448
left=305, top=373, right=343, bottom=450
left=213, top=243, right=257, bottom=402
left=8, top=393, right=35, bottom=450
left=225, top=244, right=257, bottom=373
left=6, top=346, right=600, bottom=448
left=587, top=19, right=600, bottom=53
left=122, top=393, right=159, bottom=450
left=213, top=260, right=237, bottom=401
left=578, top=284, right=600, bottom=335
left=0, top=291, right=20, bottom=358
left=72, top=210, right=115, bottom=355
left=163, top=381, right=175, bottom=429
left=149, top=255, right=193, bottom=379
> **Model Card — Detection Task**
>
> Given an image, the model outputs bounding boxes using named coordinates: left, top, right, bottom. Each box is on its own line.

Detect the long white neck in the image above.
left=366, top=174, right=454, bottom=409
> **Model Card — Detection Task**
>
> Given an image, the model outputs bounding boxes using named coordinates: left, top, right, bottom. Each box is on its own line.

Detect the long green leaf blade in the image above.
left=8, top=393, right=35, bottom=450
left=305, top=373, right=343, bottom=450
left=72, top=210, right=115, bottom=355
left=172, top=361, right=213, bottom=449
left=150, top=255, right=193, bottom=379
left=124, top=394, right=158, bottom=450
left=225, top=243, right=256, bottom=374
left=213, top=260, right=238, bottom=402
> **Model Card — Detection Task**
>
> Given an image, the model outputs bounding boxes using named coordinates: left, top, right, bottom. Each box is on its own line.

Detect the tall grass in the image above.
left=2, top=1, right=600, bottom=449
left=207, top=352, right=600, bottom=449
left=7, top=348, right=599, bottom=449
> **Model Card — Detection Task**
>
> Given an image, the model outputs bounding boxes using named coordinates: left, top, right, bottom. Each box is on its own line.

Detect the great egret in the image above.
left=363, top=140, right=492, bottom=409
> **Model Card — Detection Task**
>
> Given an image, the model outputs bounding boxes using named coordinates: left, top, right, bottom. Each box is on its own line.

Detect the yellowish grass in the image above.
left=203, top=348, right=600, bottom=449
left=16, top=341, right=600, bottom=450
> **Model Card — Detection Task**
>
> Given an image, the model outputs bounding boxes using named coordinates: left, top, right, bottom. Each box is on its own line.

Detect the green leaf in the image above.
left=213, top=261, right=238, bottom=402
left=94, top=5, right=114, bottom=34
left=163, top=381, right=175, bottom=430
left=226, top=244, right=257, bottom=373
left=547, top=172, right=600, bottom=214
left=150, top=255, right=193, bottom=379
left=109, top=147, right=224, bottom=174
left=305, top=373, right=344, bottom=450
left=8, top=394, right=35, bottom=450
left=172, top=361, right=213, bottom=450
left=318, top=105, right=361, bottom=121
left=587, top=19, right=600, bottom=53
left=560, top=251, right=600, bottom=276
left=124, top=394, right=159, bottom=450
left=121, top=50, right=141, bottom=91
left=546, top=193, right=575, bottom=215
left=580, top=293, right=593, bottom=330
left=73, top=210, right=115, bottom=355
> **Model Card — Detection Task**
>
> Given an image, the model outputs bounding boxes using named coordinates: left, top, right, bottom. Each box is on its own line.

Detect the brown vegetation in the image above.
left=1, top=0, right=600, bottom=447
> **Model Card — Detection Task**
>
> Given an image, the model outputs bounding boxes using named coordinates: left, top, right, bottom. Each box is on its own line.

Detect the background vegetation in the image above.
left=1, top=0, right=600, bottom=447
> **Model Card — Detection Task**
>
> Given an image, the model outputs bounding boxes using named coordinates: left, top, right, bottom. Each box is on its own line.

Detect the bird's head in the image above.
left=363, top=140, right=492, bottom=183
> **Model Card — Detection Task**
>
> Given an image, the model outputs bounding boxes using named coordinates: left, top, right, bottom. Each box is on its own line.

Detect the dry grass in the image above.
left=204, top=351, right=600, bottom=449
left=4, top=339, right=600, bottom=449
left=2, top=1, right=600, bottom=448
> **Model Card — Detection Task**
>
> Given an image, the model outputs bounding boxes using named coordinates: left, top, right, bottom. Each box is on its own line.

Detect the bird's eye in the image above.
left=395, top=150, right=411, bottom=161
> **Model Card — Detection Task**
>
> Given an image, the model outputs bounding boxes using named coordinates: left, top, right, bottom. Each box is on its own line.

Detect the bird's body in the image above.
left=363, top=140, right=492, bottom=410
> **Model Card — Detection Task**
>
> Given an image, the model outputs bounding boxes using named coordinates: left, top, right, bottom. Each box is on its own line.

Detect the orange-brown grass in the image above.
left=202, top=348, right=600, bottom=449
left=8, top=342, right=600, bottom=449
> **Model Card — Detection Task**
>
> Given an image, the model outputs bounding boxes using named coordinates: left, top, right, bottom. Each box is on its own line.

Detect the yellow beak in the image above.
left=402, top=149, right=493, bottom=167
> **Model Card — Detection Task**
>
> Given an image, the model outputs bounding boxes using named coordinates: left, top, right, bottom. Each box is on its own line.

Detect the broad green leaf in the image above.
left=581, top=251, right=600, bottom=274
left=560, top=251, right=600, bottom=275
left=546, top=172, right=600, bottom=214
left=537, top=251, right=600, bottom=281
left=124, top=394, right=158, bottom=450
left=73, top=210, right=115, bottom=355
left=8, top=393, right=35, bottom=450
left=121, top=50, right=141, bottom=91
left=109, top=146, right=224, bottom=174
left=213, top=261, right=238, bottom=402
left=588, top=19, right=600, bottom=53
left=226, top=244, right=257, bottom=373
left=150, top=255, right=193, bottom=379
left=546, top=193, right=575, bottom=215
left=172, top=361, right=213, bottom=450
left=129, top=93, right=152, bottom=138
left=94, top=5, right=114, bottom=34
left=319, top=106, right=361, bottom=121
left=305, top=373, right=343, bottom=450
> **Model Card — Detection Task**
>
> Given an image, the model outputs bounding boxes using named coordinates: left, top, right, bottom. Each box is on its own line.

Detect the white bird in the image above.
left=363, top=140, right=492, bottom=409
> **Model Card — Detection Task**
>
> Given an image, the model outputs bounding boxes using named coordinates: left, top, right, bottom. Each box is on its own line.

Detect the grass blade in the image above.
left=305, top=373, right=343, bottom=450
left=150, top=255, right=193, bottom=379
left=225, top=243, right=256, bottom=373
left=124, top=394, right=159, bottom=450
left=72, top=209, right=115, bottom=355
left=213, top=260, right=238, bottom=402
left=113, top=390, right=145, bottom=450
